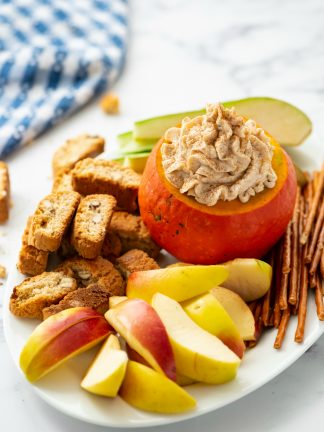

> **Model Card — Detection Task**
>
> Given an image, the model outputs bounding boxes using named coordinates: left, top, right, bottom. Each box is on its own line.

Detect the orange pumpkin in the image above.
left=139, top=135, right=297, bottom=264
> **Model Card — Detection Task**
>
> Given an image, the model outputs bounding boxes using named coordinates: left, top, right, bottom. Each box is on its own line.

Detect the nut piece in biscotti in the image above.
left=71, top=158, right=141, bottom=213
left=17, top=217, right=49, bottom=276
left=0, top=161, right=10, bottom=223
left=52, top=169, right=74, bottom=193
left=101, top=231, right=122, bottom=262
left=110, top=211, right=160, bottom=258
left=116, top=249, right=159, bottom=279
left=52, top=134, right=105, bottom=176
left=9, top=272, right=77, bottom=319
left=71, top=194, right=116, bottom=259
left=55, top=256, right=124, bottom=295
left=42, top=284, right=111, bottom=320
left=28, top=191, right=81, bottom=252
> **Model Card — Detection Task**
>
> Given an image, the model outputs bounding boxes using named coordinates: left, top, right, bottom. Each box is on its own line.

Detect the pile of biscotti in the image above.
left=10, top=134, right=160, bottom=321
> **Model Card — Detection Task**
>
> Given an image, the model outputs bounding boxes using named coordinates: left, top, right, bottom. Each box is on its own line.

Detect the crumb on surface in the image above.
left=100, top=92, right=120, bottom=115
left=0, top=264, right=6, bottom=278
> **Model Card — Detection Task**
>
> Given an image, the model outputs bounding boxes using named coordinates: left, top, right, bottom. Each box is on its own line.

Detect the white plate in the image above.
left=4, top=248, right=324, bottom=428
left=3, top=147, right=324, bottom=428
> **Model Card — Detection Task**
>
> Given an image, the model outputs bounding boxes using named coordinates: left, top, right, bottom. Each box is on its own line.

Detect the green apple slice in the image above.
left=116, top=130, right=157, bottom=154
left=133, top=109, right=204, bottom=140
left=116, top=130, right=133, bottom=147
left=111, top=151, right=150, bottom=173
left=224, top=97, right=312, bottom=146
left=123, top=152, right=150, bottom=173
left=132, top=97, right=311, bottom=146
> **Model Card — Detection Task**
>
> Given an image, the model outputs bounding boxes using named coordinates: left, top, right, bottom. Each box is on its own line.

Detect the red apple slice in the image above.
left=20, top=307, right=113, bottom=382
left=105, top=299, right=176, bottom=381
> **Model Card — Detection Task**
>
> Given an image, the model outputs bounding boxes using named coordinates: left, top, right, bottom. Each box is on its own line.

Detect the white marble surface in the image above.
left=1, top=0, right=324, bottom=430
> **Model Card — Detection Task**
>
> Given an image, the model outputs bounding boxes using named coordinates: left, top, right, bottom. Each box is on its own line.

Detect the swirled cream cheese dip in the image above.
left=161, top=103, right=277, bottom=206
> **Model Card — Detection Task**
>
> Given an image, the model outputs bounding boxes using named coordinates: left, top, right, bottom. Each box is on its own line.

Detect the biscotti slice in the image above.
left=0, top=161, right=10, bottom=223
left=110, top=211, right=160, bottom=258
left=52, top=169, right=74, bottom=193
left=101, top=231, right=122, bottom=262
left=71, top=194, right=116, bottom=259
left=95, top=273, right=126, bottom=296
left=17, top=217, right=49, bottom=276
left=116, top=249, right=159, bottom=279
left=10, top=272, right=77, bottom=319
left=56, top=256, right=124, bottom=294
left=71, top=158, right=141, bottom=213
left=52, top=134, right=105, bottom=176
left=28, top=191, right=81, bottom=252
left=42, top=284, right=111, bottom=320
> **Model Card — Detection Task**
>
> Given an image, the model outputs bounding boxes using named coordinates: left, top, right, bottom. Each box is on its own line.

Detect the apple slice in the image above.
left=122, top=152, right=150, bottom=173
left=222, top=258, right=272, bottom=301
left=152, top=293, right=240, bottom=384
left=133, top=109, right=204, bottom=140
left=119, top=361, right=196, bottom=414
left=182, top=293, right=245, bottom=358
left=109, top=296, right=128, bottom=308
left=20, top=307, right=113, bottom=382
left=105, top=299, right=176, bottom=381
left=81, top=334, right=127, bottom=397
left=126, top=344, right=196, bottom=387
left=176, top=374, right=196, bottom=387
left=224, top=97, right=312, bottom=147
left=211, top=287, right=255, bottom=341
left=127, top=265, right=228, bottom=303
left=132, top=98, right=311, bottom=146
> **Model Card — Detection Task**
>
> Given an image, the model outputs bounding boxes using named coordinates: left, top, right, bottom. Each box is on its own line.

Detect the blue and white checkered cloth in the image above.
left=0, top=0, right=128, bottom=158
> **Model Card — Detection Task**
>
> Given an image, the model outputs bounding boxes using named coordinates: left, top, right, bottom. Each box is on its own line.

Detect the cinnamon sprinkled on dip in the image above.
left=161, top=103, right=277, bottom=206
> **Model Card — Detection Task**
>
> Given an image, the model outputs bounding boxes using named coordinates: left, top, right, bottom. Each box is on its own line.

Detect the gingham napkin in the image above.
left=0, top=0, right=128, bottom=158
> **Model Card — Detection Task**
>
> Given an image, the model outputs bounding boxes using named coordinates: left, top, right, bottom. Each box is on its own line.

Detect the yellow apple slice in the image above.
left=182, top=293, right=245, bottom=358
left=109, top=296, right=128, bottom=308
left=211, top=287, right=255, bottom=340
left=119, top=361, right=196, bottom=413
left=127, top=265, right=228, bottom=303
left=222, top=258, right=272, bottom=301
left=81, top=334, right=127, bottom=397
left=152, top=293, right=240, bottom=384
left=20, top=307, right=112, bottom=382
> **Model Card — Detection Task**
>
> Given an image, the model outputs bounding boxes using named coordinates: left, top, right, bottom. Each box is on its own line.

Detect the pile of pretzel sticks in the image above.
left=248, top=166, right=324, bottom=349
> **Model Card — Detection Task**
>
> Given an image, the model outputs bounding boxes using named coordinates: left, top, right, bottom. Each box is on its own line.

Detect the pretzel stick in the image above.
left=289, top=187, right=301, bottom=305
left=274, top=308, right=290, bottom=349
left=310, top=223, right=324, bottom=275
left=249, top=301, right=257, bottom=315
left=262, top=250, right=275, bottom=326
left=314, top=273, right=324, bottom=320
left=292, top=193, right=305, bottom=313
left=309, top=272, right=317, bottom=288
left=306, top=197, right=324, bottom=263
left=254, top=301, right=262, bottom=321
left=301, top=169, right=324, bottom=245
left=294, top=256, right=308, bottom=343
left=279, top=222, right=292, bottom=309
left=268, top=311, right=274, bottom=327
left=248, top=302, right=263, bottom=348
left=274, top=240, right=283, bottom=327
left=321, top=250, right=324, bottom=280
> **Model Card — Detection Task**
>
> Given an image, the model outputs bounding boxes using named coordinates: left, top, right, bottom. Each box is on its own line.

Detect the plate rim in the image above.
left=4, top=259, right=324, bottom=428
